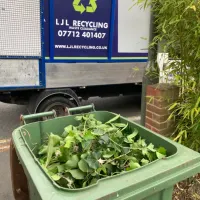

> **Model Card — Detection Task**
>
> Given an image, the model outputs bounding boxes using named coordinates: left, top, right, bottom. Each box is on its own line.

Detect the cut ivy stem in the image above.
left=111, top=172, right=121, bottom=176
left=83, top=173, right=91, bottom=185
left=108, top=137, right=129, bottom=149
left=105, top=151, right=131, bottom=165
left=83, top=118, right=88, bottom=134
left=121, top=123, right=128, bottom=132
left=113, top=123, right=128, bottom=138
left=94, top=171, right=107, bottom=177
left=60, top=175, right=75, bottom=189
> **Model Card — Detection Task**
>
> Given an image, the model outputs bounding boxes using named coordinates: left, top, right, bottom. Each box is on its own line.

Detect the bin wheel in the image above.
left=10, top=139, right=29, bottom=200
left=37, top=96, right=76, bottom=117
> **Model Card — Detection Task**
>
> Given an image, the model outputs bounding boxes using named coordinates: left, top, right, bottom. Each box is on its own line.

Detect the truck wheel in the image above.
left=37, top=96, right=76, bottom=116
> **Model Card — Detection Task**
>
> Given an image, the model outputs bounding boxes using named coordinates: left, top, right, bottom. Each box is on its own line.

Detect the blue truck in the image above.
left=0, top=0, right=150, bottom=115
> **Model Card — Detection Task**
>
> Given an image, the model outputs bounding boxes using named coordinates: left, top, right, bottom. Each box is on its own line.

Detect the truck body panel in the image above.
left=46, top=62, right=146, bottom=88
left=0, top=0, right=150, bottom=90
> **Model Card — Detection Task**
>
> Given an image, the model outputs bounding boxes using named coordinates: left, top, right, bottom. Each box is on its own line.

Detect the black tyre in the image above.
left=37, top=96, right=76, bottom=117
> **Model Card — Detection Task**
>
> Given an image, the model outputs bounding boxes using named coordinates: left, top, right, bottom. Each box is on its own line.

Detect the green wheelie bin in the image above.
left=10, top=105, right=200, bottom=200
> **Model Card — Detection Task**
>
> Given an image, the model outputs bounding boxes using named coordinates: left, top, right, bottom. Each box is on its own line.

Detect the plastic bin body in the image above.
left=12, top=111, right=200, bottom=200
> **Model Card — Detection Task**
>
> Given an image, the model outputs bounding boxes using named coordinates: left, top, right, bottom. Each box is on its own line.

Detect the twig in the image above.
left=195, top=178, right=200, bottom=185
left=174, top=196, right=179, bottom=200
left=176, top=183, right=184, bottom=191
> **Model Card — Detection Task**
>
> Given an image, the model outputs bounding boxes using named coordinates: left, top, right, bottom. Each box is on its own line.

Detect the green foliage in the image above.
left=135, top=0, right=200, bottom=151
left=38, top=114, right=167, bottom=189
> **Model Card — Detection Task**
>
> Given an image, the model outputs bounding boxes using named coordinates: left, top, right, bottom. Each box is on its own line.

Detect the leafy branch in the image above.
left=38, top=114, right=167, bottom=189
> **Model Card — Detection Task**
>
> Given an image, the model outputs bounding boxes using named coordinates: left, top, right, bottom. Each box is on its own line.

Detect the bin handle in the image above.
left=67, top=104, right=95, bottom=115
left=20, top=110, right=57, bottom=124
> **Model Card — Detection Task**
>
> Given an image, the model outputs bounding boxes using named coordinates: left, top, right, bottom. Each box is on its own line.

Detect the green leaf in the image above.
left=38, top=145, right=48, bottom=155
left=147, top=143, right=156, bottom=152
left=99, top=134, right=109, bottom=144
left=111, top=161, right=117, bottom=165
left=89, top=178, right=97, bottom=185
left=129, top=161, right=141, bottom=170
left=105, top=115, right=120, bottom=124
left=75, top=116, right=83, bottom=121
left=106, top=127, right=118, bottom=132
left=195, top=97, right=200, bottom=109
left=65, top=155, right=79, bottom=169
left=97, top=124, right=109, bottom=130
left=62, top=125, right=73, bottom=137
left=64, top=136, right=75, bottom=149
left=146, top=152, right=156, bottom=162
left=169, top=102, right=178, bottom=111
left=115, top=130, right=123, bottom=138
left=45, top=133, right=59, bottom=167
left=84, top=157, right=100, bottom=170
left=142, top=147, right=148, bottom=156
left=141, top=159, right=149, bottom=166
left=105, top=163, right=113, bottom=174
left=47, top=163, right=59, bottom=173
left=124, top=138, right=132, bottom=144
left=157, top=147, right=167, bottom=156
left=83, top=116, right=89, bottom=121
left=97, top=165, right=107, bottom=174
left=156, top=152, right=166, bottom=159
left=92, top=129, right=105, bottom=136
left=51, top=134, right=62, bottom=146
left=92, top=151, right=101, bottom=160
left=91, top=172, right=97, bottom=176
left=78, top=159, right=93, bottom=173
left=74, top=131, right=82, bottom=143
left=83, top=131, right=95, bottom=140
left=126, top=156, right=138, bottom=163
left=122, top=147, right=130, bottom=154
left=120, top=123, right=128, bottom=132
left=57, top=164, right=65, bottom=173
left=82, top=181, right=87, bottom=188
left=191, top=108, right=195, bottom=124
left=58, top=146, right=70, bottom=162
left=137, top=138, right=147, bottom=147
left=103, top=153, right=113, bottom=159
left=51, top=174, right=61, bottom=181
left=88, top=114, right=95, bottom=119
left=127, top=129, right=138, bottom=142
left=113, top=123, right=127, bottom=128
left=39, top=157, right=46, bottom=165
left=68, top=169, right=85, bottom=180
left=81, top=153, right=88, bottom=159
left=82, top=140, right=92, bottom=150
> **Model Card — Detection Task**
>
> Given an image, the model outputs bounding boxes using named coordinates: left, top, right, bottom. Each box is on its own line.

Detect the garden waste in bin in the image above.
left=11, top=105, right=200, bottom=200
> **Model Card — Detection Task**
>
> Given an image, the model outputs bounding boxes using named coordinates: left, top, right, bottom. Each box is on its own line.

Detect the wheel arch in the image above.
left=28, top=89, right=81, bottom=114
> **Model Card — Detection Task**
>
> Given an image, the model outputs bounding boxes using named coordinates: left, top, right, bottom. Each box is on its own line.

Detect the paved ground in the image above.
left=0, top=95, right=141, bottom=200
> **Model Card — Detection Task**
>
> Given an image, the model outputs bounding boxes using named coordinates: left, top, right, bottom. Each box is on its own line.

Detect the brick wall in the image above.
left=145, top=83, right=179, bottom=137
